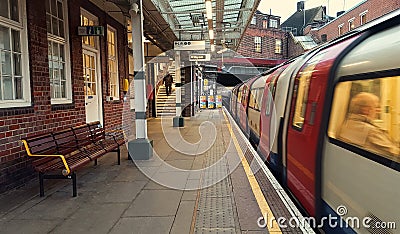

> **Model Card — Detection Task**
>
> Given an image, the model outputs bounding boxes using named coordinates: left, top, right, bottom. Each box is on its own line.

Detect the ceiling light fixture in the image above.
left=205, top=0, right=214, bottom=48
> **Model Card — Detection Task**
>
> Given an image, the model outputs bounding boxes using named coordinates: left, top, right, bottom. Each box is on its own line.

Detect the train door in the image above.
left=236, top=85, right=244, bottom=123
left=231, top=86, right=239, bottom=120
left=286, top=37, right=358, bottom=216
left=258, top=67, right=285, bottom=163
left=240, top=78, right=258, bottom=136
left=239, top=84, right=249, bottom=134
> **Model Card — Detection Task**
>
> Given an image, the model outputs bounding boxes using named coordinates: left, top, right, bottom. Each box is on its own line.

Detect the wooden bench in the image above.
left=21, top=121, right=125, bottom=197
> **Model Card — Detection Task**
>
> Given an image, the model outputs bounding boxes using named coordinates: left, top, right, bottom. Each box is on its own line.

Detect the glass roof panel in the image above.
left=149, top=0, right=260, bottom=50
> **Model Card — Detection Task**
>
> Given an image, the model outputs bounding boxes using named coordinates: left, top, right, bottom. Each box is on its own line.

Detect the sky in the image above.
left=258, top=0, right=363, bottom=22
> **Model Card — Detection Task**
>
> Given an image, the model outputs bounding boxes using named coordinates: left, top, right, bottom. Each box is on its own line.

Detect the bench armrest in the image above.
left=21, top=140, right=71, bottom=176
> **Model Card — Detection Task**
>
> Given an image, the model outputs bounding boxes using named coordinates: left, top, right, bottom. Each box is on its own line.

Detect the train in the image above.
left=225, top=9, right=400, bottom=233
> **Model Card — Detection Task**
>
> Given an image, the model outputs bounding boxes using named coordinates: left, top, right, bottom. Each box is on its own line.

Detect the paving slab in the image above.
left=89, top=181, right=147, bottom=203
left=110, top=217, right=174, bottom=234
left=52, top=203, right=127, bottom=233
left=170, top=200, right=196, bottom=234
left=0, top=219, right=59, bottom=234
left=123, top=190, right=182, bottom=217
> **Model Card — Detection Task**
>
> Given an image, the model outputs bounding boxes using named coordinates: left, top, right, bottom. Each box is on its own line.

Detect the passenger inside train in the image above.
left=338, top=92, right=399, bottom=159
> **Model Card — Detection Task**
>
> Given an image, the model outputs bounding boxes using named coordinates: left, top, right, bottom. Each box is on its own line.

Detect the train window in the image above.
left=248, top=88, right=263, bottom=111
left=256, top=88, right=263, bottom=110
left=248, top=89, right=257, bottom=109
left=292, top=52, right=325, bottom=129
left=328, top=76, right=400, bottom=163
left=266, top=85, right=273, bottom=116
left=237, top=90, right=242, bottom=103
left=242, top=86, right=248, bottom=105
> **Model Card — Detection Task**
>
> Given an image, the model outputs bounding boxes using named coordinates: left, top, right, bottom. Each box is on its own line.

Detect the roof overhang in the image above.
left=106, top=0, right=260, bottom=52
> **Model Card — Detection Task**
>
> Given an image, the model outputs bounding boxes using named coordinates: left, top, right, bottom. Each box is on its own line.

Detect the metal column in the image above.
left=128, top=0, right=153, bottom=160
left=173, top=51, right=184, bottom=127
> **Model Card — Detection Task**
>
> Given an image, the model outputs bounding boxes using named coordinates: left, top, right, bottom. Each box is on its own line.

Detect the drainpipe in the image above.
left=128, top=0, right=153, bottom=160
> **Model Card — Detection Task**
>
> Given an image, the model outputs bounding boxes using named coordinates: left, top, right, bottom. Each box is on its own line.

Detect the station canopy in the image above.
left=107, top=0, right=261, bottom=51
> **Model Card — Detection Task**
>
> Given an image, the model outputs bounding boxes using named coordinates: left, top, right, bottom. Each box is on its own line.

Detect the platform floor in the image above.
left=0, top=109, right=307, bottom=234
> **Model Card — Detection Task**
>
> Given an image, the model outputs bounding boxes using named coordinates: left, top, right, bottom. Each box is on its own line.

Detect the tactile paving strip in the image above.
left=194, top=111, right=240, bottom=234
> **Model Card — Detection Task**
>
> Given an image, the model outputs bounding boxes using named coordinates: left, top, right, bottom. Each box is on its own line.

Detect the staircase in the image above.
left=156, top=85, right=176, bottom=117
left=156, top=61, right=176, bottom=117
left=156, top=61, right=187, bottom=117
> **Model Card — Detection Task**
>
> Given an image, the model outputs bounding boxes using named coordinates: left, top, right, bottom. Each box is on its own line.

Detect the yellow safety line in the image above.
left=222, top=110, right=282, bottom=233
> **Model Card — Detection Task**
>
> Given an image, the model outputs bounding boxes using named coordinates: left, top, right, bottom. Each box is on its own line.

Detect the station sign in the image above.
left=78, top=26, right=104, bottom=36
left=189, top=54, right=210, bottom=62
left=174, top=40, right=205, bottom=51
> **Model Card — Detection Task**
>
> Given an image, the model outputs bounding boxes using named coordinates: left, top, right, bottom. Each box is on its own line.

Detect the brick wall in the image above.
left=237, top=28, right=287, bottom=59
left=311, top=0, right=400, bottom=43
left=237, top=12, right=287, bottom=59
left=287, top=33, right=307, bottom=58
left=0, top=0, right=129, bottom=194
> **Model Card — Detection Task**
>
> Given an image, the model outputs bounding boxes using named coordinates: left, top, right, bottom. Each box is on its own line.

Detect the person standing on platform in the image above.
left=163, top=72, right=173, bottom=96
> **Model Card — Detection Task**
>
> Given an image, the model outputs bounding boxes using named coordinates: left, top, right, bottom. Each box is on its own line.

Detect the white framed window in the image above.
left=0, top=0, right=30, bottom=108
left=251, top=16, right=256, bottom=25
left=338, top=23, right=344, bottom=36
left=348, top=17, right=355, bottom=31
left=46, top=0, right=71, bottom=104
left=81, top=10, right=97, bottom=49
left=360, top=10, right=368, bottom=25
left=107, top=25, right=119, bottom=100
left=275, top=39, right=282, bottom=54
left=254, top=36, right=261, bottom=53
left=269, top=19, right=278, bottom=28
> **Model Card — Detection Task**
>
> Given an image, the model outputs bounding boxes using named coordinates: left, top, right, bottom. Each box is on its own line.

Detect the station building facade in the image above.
left=0, top=0, right=133, bottom=193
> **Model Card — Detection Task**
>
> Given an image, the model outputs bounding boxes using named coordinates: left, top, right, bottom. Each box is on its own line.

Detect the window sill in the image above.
left=0, top=101, right=32, bottom=109
left=51, top=99, right=73, bottom=105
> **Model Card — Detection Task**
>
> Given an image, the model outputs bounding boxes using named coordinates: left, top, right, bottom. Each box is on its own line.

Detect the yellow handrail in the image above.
left=21, top=140, right=71, bottom=176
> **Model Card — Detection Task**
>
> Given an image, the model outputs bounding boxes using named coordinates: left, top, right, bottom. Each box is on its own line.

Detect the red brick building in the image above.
left=236, top=9, right=320, bottom=62
left=0, top=0, right=132, bottom=193
left=237, top=11, right=287, bottom=60
left=308, top=0, right=400, bottom=44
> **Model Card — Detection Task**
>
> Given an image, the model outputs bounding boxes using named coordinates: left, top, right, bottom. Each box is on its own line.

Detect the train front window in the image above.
left=328, top=76, right=400, bottom=163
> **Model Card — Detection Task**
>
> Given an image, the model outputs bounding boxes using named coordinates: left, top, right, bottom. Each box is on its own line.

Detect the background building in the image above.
left=308, top=0, right=400, bottom=44
left=237, top=10, right=287, bottom=61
